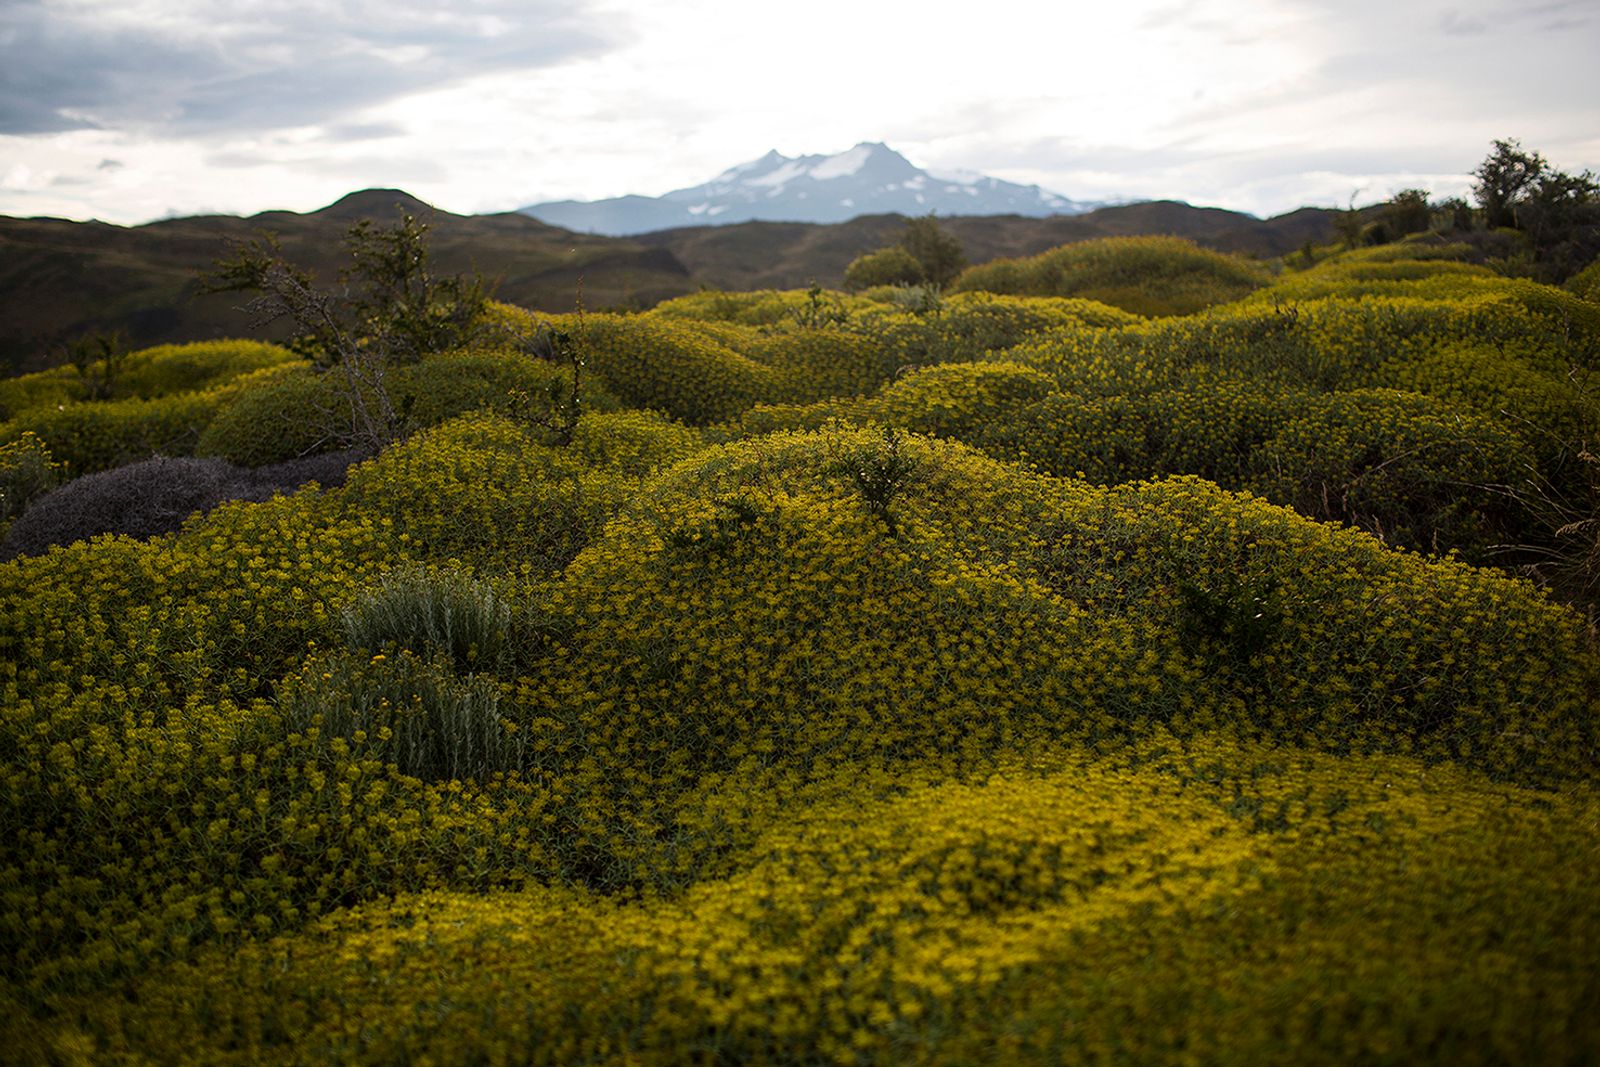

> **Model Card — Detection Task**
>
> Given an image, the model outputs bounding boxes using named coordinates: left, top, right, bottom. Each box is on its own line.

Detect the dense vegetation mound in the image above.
left=5, top=236, right=1600, bottom=1063
left=951, top=235, right=1271, bottom=315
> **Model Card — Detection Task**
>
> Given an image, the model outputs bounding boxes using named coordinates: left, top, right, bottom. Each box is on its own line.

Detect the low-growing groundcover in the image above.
left=4, top=242, right=1600, bottom=1065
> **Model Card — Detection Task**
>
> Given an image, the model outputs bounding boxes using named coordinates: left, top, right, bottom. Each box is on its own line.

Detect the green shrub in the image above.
left=0, top=337, right=306, bottom=417
left=197, top=351, right=615, bottom=467
left=646, top=288, right=871, bottom=327
left=278, top=649, right=522, bottom=785
left=977, top=378, right=1306, bottom=486
left=843, top=246, right=926, bottom=291
left=1245, top=389, right=1536, bottom=559
left=875, top=361, right=1056, bottom=440
left=551, top=313, right=778, bottom=424
left=567, top=409, right=710, bottom=479
left=0, top=432, right=60, bottom=532
left=0, top=375, right=264, bottom=476
left=952, top=236, right=1270, bottom=316
left=744, top=328, right=900, bottom=403
left=333, top=412, right=632, bottom=574
left=1568, top=255, right=1600, bottom=302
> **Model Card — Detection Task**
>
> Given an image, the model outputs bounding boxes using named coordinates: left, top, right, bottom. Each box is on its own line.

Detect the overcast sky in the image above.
left=2, top=0, right=1597, bottom=225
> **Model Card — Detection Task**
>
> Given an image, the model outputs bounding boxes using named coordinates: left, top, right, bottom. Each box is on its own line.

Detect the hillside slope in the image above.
left=0, top=190, right=695, bottom=374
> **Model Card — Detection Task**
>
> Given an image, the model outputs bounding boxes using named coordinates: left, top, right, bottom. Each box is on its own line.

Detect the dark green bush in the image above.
left=843, top=246, right=926, bottom=291
left=1245, top=389, right=1535, bottom=559
left=0, top=433, right=60, bottom=533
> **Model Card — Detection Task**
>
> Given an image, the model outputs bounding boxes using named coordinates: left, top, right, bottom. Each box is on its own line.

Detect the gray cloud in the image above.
left=325, top=122, right=407, bottom=142
left=1439, top=10, right=1488, bottom=35
left=0, top=1, right=620, bottom=136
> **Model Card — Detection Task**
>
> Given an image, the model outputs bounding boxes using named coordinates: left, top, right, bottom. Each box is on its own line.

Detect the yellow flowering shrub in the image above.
left=333, top=412, right=635, bottom=574
left=1244, top=388, right=1536, bottom=558
left=649, top=288, right=876, bottom=327
left=1567, top=254, right=1600, bottom=302
left=0, top=431, right=61, bottom=533
left=196, top=349, right=613, bottom=467
left=5, top=284, right=1600, bottom=1066
left=741, top=328, right=901, bottom=404
left=0, top=340, right=295, bottom=419
left=952, top=236, right=1271, bottom=316
left=0, top=367, right=288, bottom=476
left=42, top=739, right=1600, bottom=1066
left=976, top=375, right=1308, bottom=486
left=874, top=361, right=1056, bottom=439
left=545, top=312, right=779, bottom=424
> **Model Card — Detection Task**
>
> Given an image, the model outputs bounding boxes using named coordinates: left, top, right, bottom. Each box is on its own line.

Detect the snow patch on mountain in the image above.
left=810, top=144, right=873, bottom=180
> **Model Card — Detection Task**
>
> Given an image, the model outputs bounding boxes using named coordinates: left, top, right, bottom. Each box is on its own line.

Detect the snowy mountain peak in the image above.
left=520, top=143, right=1102, bottom=236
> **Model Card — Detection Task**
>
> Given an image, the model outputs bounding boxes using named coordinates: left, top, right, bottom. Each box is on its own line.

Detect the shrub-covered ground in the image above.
left=3, top=238, right=1600, bottom=1064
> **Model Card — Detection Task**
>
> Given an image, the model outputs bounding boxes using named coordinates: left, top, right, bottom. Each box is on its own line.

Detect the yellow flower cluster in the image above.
left=42, top=738, right=1600, bottom=1065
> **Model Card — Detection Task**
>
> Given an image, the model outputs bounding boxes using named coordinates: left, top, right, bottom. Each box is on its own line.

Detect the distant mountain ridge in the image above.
left=521, top=142, right=1104, bottom=235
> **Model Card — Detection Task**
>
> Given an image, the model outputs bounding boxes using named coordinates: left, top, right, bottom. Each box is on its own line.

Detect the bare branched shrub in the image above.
left=203, top=210, right=494, bottom=454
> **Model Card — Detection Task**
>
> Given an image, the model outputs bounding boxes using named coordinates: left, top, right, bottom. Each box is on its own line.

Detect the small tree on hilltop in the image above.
left=1473, top=138, right=1546, bottom=230
left=900, top=214, right=967, bottom=288
left=1385, top=188, right=1431, bottom=238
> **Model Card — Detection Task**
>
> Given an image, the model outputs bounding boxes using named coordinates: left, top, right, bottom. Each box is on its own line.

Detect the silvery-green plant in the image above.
left=280, top=649, right=524, bottom=783
left=342, top=565, right=514, bottom=675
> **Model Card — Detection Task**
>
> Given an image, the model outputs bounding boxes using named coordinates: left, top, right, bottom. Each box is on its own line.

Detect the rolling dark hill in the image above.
left=0, top=190, right=696, bottom=374
left=638, top=201, right=1342, bottom=291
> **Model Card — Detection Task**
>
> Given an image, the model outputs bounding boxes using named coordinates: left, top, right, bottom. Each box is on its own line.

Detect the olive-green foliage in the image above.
left=549, top=312, right=777, bottom=424
left=0, top=340, right=297, bottom=420
left=1568, top=255, right=1600, bottom=302
left=876, top=361, right=1056, bottom=439
left=843, top=245, right=926, bottom=291
left=196, top=351, right=612, bottom=467
left=11, top=260, right=1600, bottom=1067
left=59, top=743, right=1600, bottom=1066
left=952, top=236, right=1271, bottom=316
left=566, top=408, right=710, bottom=479
left=0, top=432, right=60, bottom=535
left=723, top=396, right=876, bottom=438
left=342, top=564, right=515, bottom=675
left=977, top=377, right=1307, bottom=486
left=850, top=292, right=1137, bottom=373
left=2, top=415, right=1597, bottom=1064
left=744, top=327, right=901, bottom=403
left=0, top=367, right=285, bottom=476
left=900, top=215, right=967, bottom=288
left=646, top=288, right=873, bottom=327
left=195, top=364, right=351, bottom=466
left=333, top=412, right=633, bottom=574
left=1245, top=389, right=1535, bottom=559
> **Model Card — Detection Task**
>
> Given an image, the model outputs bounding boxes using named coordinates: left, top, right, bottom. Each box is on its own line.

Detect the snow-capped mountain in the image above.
left=519, top=142, right=1101, bottom=235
